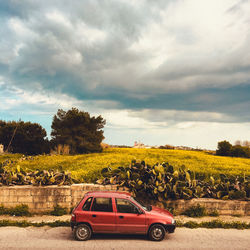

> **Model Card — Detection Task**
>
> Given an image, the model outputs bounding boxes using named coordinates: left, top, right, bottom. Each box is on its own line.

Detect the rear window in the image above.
left=91, top=197, right=113, bottom=212
left=82, top=197, right=93, bottom=211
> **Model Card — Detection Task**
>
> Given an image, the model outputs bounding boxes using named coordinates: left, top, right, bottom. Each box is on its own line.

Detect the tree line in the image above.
left=0, top=108, right=105, bottom=155
left=216, top=140, right=250, bottom=158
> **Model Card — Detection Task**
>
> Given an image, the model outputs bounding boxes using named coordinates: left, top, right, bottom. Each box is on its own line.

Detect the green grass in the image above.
left=49, top=205, right=68, bottom=216
left=176, top=220, right=250, bottom=229
left=0, top=204, right=31, bottom=216
left=0, top=220, right=70, bottom=227
left=1, top=148, right=250, bottom=182
left=182, top=204, right=207, bottom=217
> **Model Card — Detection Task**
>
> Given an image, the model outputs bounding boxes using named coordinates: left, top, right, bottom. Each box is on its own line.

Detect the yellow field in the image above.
left=1, top=148, right=250, bottom=182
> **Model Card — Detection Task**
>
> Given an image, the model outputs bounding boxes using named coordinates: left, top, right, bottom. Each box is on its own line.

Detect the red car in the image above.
left=71, top=191, right=175, bottom=241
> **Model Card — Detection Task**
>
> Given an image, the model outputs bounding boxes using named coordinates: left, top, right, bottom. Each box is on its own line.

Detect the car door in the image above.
left=115, top=198, right=146, bottom=234
left=88, top=197, right=116, bottom=233
left=76, top=196, right=94, bottom=225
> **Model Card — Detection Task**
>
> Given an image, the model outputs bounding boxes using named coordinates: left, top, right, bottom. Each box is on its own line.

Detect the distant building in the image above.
left=175, top=146, right=196, bottom=151
left=133, top=141, right=151, bottom=149
left=0, top=144, right=4, bottom=154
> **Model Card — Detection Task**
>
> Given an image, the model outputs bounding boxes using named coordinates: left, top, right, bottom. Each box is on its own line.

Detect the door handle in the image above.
left=119, top=216, right=124, bottom=219
left=92, top=214, right=97, bottom=217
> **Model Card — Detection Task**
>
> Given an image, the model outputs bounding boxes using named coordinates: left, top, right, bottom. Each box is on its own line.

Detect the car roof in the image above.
left=85, top=191, right=131, bottom=198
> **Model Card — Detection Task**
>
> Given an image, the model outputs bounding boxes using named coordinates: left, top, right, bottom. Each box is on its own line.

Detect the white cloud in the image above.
left=2, top=0, right=250, bottom=95
left=1, top=0, right=250, bottom=148
left=130, top=109, right=233, bottom=123
left=46, top=10, right=71, bottom=28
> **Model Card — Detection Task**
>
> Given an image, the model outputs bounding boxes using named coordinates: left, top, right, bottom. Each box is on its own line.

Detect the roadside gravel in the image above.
left=0, top=227, right=249, bottom=250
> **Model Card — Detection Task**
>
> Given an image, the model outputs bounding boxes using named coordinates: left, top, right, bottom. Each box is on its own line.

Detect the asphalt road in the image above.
left=0, top=227, right=250, bottom=250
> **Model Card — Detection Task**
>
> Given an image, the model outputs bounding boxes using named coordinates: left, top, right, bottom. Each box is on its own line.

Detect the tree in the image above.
left=51, top=108, right=106, bottom=154
left=0, top=120, right=49, bottom=155
left=216, top=140, right=232, bottom=156
left=231, top=145, right=249, bottom=158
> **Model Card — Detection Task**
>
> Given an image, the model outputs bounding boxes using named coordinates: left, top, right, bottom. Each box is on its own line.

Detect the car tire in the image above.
left=148, top=224, right=166, bottom=241
left=74, top=224, right=92, bottom=241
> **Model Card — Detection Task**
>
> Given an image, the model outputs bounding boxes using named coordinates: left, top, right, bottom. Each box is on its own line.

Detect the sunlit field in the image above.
left=1, top=148, right=250, bottom=182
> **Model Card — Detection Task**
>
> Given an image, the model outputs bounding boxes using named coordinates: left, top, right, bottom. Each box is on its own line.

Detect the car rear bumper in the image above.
left=70, top=221, right=76, bottom=230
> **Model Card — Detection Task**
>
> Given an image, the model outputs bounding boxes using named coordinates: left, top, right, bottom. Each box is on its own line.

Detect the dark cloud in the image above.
left=1, top=0, right=250, bottom=125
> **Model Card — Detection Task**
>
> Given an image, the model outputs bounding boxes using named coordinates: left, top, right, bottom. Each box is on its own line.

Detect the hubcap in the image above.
left=153, top=227, right=163, bottom=239
left=78, top=227, right=88, bottom=239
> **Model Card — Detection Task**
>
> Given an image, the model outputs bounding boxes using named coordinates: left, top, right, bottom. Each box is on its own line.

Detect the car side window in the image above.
left=82, top=197, right=93, bottom=211
left=91, top=197, right=113, bottom=212
left=116, top=198, right=139, bottom=214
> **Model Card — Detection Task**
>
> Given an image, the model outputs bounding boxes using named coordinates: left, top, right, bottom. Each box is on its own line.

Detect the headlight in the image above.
left=171, top=218, right=175, bottom=224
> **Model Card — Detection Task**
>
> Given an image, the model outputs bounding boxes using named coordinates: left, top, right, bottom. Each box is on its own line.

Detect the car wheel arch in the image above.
left=76, top=222, right=93, bottom=231
left=148, top=223, right=166, bottom=232
left=148, top=223, right=167, bottom=234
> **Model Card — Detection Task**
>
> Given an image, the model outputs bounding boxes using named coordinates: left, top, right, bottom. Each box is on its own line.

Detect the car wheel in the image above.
left=148, top=224, right=166, bottom=241
left=74, top=224, right=92, bottom=241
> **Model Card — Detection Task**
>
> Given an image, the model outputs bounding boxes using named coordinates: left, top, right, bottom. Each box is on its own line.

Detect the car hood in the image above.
left=148, top=205, right=173, bottom=218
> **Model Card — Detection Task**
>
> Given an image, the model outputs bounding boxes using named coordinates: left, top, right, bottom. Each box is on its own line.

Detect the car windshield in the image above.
left=131, top=197, right=152, bottom=211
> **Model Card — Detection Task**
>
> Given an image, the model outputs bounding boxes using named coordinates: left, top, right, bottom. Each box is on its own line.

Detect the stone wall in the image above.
left=0, top=184, right=249, bottom=215
left=0, top=184, right=122, bottom=213
left=154, top=198, right=250, bottom=216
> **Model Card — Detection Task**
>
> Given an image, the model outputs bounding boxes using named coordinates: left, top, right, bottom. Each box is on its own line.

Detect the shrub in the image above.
left=0, top=165, right=76, bottom=186
left=50, top=205, right=68, bottom=216
left=183, top=204, right=207, bottom=217
left=229, top=190, right=246, bottom=199
left=177, top=220, right=250, bottom=229
left=2, top=204, right=31, bottom=216
left=0, top=220, right=70, bottom=227
left=208, top=209, right=219, bottom=217
left=99, top=160, right=250, bottom=201
left=0, top=204, right=6, bottom=215
left=9, top=204, right=30, bottom=216
left=183, top=221, right=199, bottom=228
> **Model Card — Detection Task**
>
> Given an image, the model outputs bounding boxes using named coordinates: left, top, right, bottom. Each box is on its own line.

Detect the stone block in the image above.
left=17, top=196, right=33, bottom=203
left=0, top=196, right=7, bottom=203
left=0, top=196, right=17, bottom=203
left=6, top=195, right=18, bottom=203
left=31, top=188, right=53, bottom=196
left=56, top=202, right=71, bottom=208
left=53, top=188, right=71, bottom=196
left=3, top=202, right=19, bottom=208
left=8, top=189, right=17, bottom=196
left=47, top=196, right=57, bottom=202
left=55, top=196, right=67, bottom=203
left=29, top=202, right=50, bottom=210
left=0, top=189, right=10, bottom=196
left=82, top=184, right=95, bottom=191
left=15, top=188, right=31, bottom=196
left=33, top=196, right=47, bottom=203
left=71, top=190, right=84, bottom=198
left=101, top=185, right=112, bottom=191
left=71, top=184, right=84, bottom=191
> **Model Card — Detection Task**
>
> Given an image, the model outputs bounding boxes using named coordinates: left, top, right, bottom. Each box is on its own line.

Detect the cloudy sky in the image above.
left=0, top=0, right=250, bottom=149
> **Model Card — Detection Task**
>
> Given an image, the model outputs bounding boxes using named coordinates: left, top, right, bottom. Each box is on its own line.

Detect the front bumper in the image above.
left=165, top=224, right=176, bottom=233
